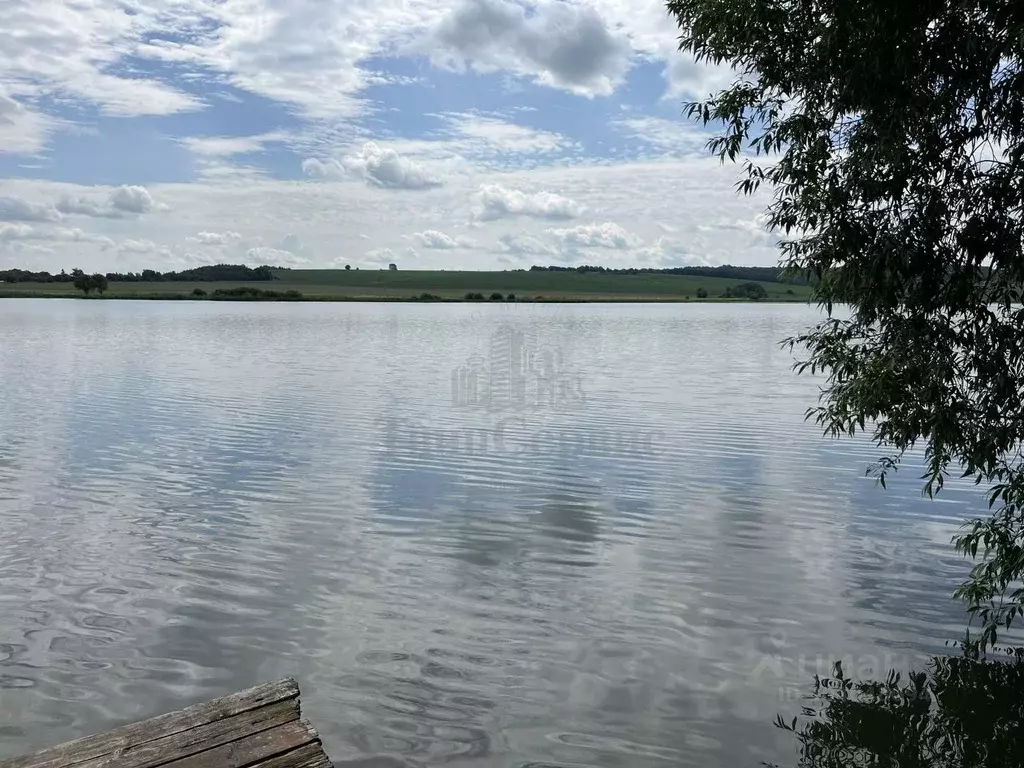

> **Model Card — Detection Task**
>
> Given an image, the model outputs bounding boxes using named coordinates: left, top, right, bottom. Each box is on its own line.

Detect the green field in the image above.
left=0, top=269, right=811, bottom=302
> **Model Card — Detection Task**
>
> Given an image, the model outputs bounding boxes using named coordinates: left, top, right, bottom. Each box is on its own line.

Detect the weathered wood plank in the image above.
left=248, top=743, right=333, bottom=768
left=0, top=679, right=300, bottom=768
left=75, top=698, right=299, bottom=768
left=157, top=718, right=319, bottom=768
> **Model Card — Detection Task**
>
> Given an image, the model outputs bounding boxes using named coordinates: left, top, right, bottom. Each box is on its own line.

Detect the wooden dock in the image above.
left=0, top=679, right=333, bottom=768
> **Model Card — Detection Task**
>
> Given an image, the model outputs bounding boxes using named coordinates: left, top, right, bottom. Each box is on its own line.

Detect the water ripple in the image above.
left=0, top=301, right=1005, bottom=767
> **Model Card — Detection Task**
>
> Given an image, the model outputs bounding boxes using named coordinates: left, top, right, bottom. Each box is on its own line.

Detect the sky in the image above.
left=0, top=0, right=778, bottom=273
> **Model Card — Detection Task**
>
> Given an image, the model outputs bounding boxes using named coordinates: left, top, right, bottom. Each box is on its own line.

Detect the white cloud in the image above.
left=57, top=185, right=157, bottom=218
left=0, top=93, right=22, bottom=124
left=190, top=231, right=243, bottom=245
left=547, top=222, right=640, bottom=249
left=365, top=247, right=394, bottom=261
left=411, top=229, right=474, bottom=249
left=430, top=0, right=631, bottom=96
left=355, top=245, right=416, bottom=268
left=0, top=0, right=202, bottom=117
left=118, top=239, right=160, bottom=254
left=71, top=73, right=203, bottom=117
left=661, top=51, right=735, bottom=100
left=584, top=0, right=735, bottom=99
left=496, top=223, right=704, bottom=269
left=51, top=228, right=115, bottom=248
left=0, top=156, right=777, bottom=272
left=497, top=232, right=557, bottom=257
left=0, top=222, right=36, bottom=240
left=7, top=243, right=55, bottom=256
left=303, top=142, right=444, bottom=190
left=0, top=196, right=61, bottom=223
left=110, top=186, right=154, bottom=214
left=616, top=117, right=712, bottom=156
left=361, top=247, right=400, bottom=268
left=630, top=238, right=709, bottom=267
left=134, top=0, right=417, bottom=120
left=701, top=214, right=778, bottom=248
left=439, top=112, right=574, bottom=155
left=181, top=132, right=291, bottom=157
left=0, top=93, right=54, bottom=155
left=55, top=195, right=105, bottom=217
left=278, top=233, right=312, bottom=256
left=473, top=184, right=584, bottom=221
left=245, top=246, right=309, bottom=267
left=304, top=115, right=577, bottom=181
left=0, top=221, right=116, bottom=250
left=0, top=0, right=728, bottom=151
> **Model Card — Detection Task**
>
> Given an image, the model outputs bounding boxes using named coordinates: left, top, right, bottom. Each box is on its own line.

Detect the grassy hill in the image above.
left=0, top=269, right=812, bottom=302
left=264, top=269, right=809, bottom=301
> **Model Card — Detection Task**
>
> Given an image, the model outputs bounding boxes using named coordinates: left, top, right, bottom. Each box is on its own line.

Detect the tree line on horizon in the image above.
left=0, top=264, right=277, bottom=284
left=528, top=264, right=807, bottom=283
left=2, top=263, right=805, bottom=284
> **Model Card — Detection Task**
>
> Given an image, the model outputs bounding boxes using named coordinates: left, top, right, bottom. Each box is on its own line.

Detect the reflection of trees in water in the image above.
left=337, top=663, right=493, bottom=763
left=536, top=492, right=601, bottom=545
left=769, top=647, right=1024, bottom=768
left=445, top=481, right=604, bottom=569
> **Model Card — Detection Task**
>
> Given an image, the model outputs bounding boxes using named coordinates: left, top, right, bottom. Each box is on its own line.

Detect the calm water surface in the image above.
left=0, top=301, right=986, bottom=766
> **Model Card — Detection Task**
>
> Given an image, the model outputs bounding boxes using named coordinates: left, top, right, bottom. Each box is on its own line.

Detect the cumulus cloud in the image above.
left=497, top=232, right=558, bottom=257
left=0, top=222, right=35, bottom=240
left=278, top=233, right=312, bottom=256
left=547, top=222, right=640, bottom=249
left=190, top=231, right=243, bottom=245
left=412, top=229, right=474, bottom=249
left=0, top=221, right=117, bottom=250
left=473, top=184, right=583, bottom=221
left=117, top=238, right=159, bottom=254
left=0, top=156, right=776, bottom=272
left=303, top=143, right=443, bottom=190
left=431, top=0, right=631, bottom=96
left=364, top=247, right=396, bottom=264
left=631, top=238, right=709, bottom=267
left=246, top=246, right=309, bottom=267
left=7, top=243, right=55, bottom=256
left=705, top=214, right=778, bottom=248
left=56, top=196, right=106, bottom=217
left=53, top=228, right=115, bottom=249
left=57, top=185, right=157, bottom=218
left=662, top=53, right=736, bottom=101
left=133, top=1, right=382, bottom=120
left=0, top=195, right=61, bottom=222
left=109, top=185, right=154, bottom=214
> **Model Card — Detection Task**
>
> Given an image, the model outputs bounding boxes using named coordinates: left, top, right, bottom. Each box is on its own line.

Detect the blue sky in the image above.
left=0, top=0, right=777, bottom=272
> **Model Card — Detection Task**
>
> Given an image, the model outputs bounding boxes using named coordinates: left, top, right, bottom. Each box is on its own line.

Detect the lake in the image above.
left=0, top=300, right=985, bottom=767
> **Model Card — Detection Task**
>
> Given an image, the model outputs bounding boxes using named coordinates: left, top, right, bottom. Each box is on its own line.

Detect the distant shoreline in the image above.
left=0, top=292, right=808, bottom=304
left=0, top=268, right=811, bottom=304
